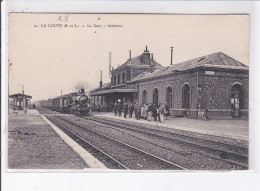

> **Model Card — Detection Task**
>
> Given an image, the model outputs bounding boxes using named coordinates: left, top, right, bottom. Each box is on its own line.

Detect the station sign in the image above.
left=205, top=71, right=215, bottom=75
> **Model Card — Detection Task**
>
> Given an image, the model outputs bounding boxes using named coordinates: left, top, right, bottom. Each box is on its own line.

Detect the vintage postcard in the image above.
left=7, top=13, right=249, bottom=171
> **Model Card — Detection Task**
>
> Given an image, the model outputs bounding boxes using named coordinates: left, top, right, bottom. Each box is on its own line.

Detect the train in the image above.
left=40, top=89, right=91, bottom=115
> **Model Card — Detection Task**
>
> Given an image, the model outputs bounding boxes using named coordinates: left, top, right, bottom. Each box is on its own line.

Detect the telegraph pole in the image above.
left=171, top=47, right=173, bottom=66
left=109, top=52, right=112, bottom=79
left=22, top=85, right=26, bottom=112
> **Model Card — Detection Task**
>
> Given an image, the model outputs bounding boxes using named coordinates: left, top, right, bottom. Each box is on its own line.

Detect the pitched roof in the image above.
left=115, top=54, right=162, bottom=70
left=9, top=93, right=32, bottom=98
left=89, top=82, right=112, bottom=93
left=130, top=52, right=248, bottom=82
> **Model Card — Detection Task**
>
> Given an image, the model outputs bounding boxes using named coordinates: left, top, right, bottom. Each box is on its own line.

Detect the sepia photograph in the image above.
left=7, top=13, right=249, bottom=171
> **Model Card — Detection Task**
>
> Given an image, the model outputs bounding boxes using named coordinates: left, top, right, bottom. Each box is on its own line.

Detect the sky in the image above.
left=9, top=14, right=249, bottom=101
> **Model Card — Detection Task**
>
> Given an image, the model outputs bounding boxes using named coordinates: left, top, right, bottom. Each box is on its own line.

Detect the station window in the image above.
left=142, top=89, right=147, bottom=104
left=231, top=83, right=243, bottom=118
left=166, top=86, right=173, bottom=108
left=153, top=88, right=159, bottom=105
left=118, top=74, right=120, bottom=85
left=182, top=84, right=190, bottom=109
left=122, top=73, right=125, bottom=84
left=114, top=75, right=116, bottom=85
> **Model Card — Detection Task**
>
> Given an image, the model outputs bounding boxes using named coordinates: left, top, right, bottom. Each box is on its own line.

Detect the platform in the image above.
left=92, top=112, right=249, bottom=141
left=8, top=109, right=89, bottom=169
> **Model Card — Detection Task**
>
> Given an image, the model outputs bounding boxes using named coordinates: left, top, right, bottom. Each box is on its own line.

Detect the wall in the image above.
left=137, top=71, right=198, bottom=109
left=137, top=68, right=249, bottom=119
left=200, top=70, right=249, bottom=110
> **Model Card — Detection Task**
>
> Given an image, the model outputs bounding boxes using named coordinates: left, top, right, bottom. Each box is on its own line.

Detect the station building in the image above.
left=90, top=46, right=162, bottom=111
left=90, top=48, right=249, bottom=119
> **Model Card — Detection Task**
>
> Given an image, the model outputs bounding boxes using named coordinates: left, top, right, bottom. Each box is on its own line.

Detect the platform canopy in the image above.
left=90, top=88, right=138, bottom=96
left=9, top=93, right=32, bottom=99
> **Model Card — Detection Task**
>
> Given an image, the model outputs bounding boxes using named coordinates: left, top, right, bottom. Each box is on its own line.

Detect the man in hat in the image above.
left=114, top=102, right=118, bottom=116
left=158, top=102, right=166, bottom=122
left=118, top=99, right=122, bottom=116
left=153, top=103, right=158, bottom=121
left=124, top=102, right=129, bottom=118
left=129, top=103, right=134, bottom=118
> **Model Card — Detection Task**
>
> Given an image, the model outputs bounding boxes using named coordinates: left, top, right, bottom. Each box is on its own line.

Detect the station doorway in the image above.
left=182, top=84, right=190, bottom=116
left=231, top=83, right=243, bottom=118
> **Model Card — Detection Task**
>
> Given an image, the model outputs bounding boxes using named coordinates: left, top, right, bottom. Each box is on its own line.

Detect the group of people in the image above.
left=114, top=100, right=170, bottom=123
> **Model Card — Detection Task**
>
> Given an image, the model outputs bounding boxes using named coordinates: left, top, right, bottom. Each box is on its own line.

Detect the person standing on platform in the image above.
left=140, top=104, right=144, bottom=119
left=114, top=102, right=118, bottom=116
left=129, top=103, right=134, bottom=118
left=124, top=102, right=129, bottom=118
left=143, top=104, right=148, bottom=120
left=135, top=102, right=141, bottom=120
left=118, top=100, right=122, bottom=117
left=147, top=103, right=152, bottom=121
left=158, top=103, right=166, bottom=123
left=136, top=103, right=141, bottom=120
left=165, top=102, right=170, bottom=120
left=134, top=102, right=138, bottom=119
left=153, top=103, right=158, bottom=121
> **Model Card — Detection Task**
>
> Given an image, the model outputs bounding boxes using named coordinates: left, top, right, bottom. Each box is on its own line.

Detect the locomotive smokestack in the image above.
left=129, top=50, right=131, bottom=59
left=80, top=88, right=85, bottom=93
left=171, top=47, right=173, bottom=66
left=100, top=71, right=103, bottom=88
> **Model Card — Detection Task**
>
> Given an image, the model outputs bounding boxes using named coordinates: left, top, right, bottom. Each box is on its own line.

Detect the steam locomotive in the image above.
left=40, top=89, right=91, bottom=115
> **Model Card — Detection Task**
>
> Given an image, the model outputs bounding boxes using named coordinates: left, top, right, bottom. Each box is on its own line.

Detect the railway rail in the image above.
left=45, top=114, right=187, bottom=170
left=82, top=116, right=248, bottom=167
left=37, top=108, right=248, bottom=169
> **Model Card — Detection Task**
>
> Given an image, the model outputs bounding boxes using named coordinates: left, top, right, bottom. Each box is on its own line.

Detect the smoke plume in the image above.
left=74, top=81, right=92, bottom=91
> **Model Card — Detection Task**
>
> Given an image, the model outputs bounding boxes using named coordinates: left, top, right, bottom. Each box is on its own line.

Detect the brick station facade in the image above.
left=90, top=49, right=249, bottom=119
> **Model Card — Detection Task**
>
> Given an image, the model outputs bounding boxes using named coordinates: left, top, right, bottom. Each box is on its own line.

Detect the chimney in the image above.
left=151, top=54, right=154, bottom=60
left=144, top=45, right=149, bottom=53
left=80, top=88, right=85, bottom=94
left=100, top=71, right=103, bottom=88
left=129, top=50, right=131, bottom=59
left=142, top=45, right=151, bottom=65
left=171, top=47, right=173, bottom=65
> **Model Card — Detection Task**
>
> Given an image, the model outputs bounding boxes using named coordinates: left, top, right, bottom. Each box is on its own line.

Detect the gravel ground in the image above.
left=63, top=115, right=244, bottom=170
left=8, top=114, right=88, bottom=169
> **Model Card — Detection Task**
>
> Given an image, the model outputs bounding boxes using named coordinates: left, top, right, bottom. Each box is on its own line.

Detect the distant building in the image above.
left=9, top=93, right=32, bottom=110
left=90, top=49, right=248, bottom=119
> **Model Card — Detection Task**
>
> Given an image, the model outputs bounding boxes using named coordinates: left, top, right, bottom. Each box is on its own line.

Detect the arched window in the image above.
left=118, top=74, right=120, bottom=85
left=182, top=84, right=190, bottom=109
left=166, top=86, right=173, bottom=108
left=142, top=90, right=147, bottom=104
left=114, top=75, right=116, bottom=85
left=122, top=73, right=125, bottom=84
left=231, top=83, right=243, bottom=118
left=153, top=88, right=159, bottom=106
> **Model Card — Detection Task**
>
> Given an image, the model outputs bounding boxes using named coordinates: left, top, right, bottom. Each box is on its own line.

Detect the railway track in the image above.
left=38, top=108, right=248, bottom=169
left=45, top=114, right=187, bottom=170
left=82, top=116, right=248, bottom=167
